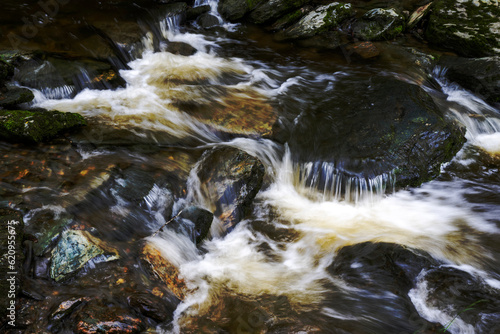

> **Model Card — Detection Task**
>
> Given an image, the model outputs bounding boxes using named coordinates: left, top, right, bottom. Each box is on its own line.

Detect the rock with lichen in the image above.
left=353, top=8, right=406, bottom=41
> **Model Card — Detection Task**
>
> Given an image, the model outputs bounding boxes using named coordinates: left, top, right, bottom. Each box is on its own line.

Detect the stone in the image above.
left=218, top=0, right=265, bottom=21
left=0, top=88, right=34, bottom=109
left=296, top=31, right=343, bottom=50
left=353, top=8, right=406, bottom=41
left=407, top=2, right=432, bottom=29
left=346, top=41, right=381, bottom=59
left=0, top=109, right=87, bottom=143
left=0, top=59, right=15, bottom=84
left=171, top=206, right=214, bottom=245
left=270, top=5, right=313, bottom=31
left=197, top=13, right=220, bottom=29
left=166, top=41, right=198, bottom=56
left=0, top=208, right=24, bottom=327
left=50, top=229, right=119, bottom=281
left=128, top=292, right=177, bottom=322
left=276, top=2, right=354, bottom=41
left=249, top=0, right=311, bottom=25
left=197, top=146, right=265, bottom=233
left=438, top=56, right=500, bottom=105
left=186, top=5, right=211, bottom=21
left=425, top=0, right=500, bottom=57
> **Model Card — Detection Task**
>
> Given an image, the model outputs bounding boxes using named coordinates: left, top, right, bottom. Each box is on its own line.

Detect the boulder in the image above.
left=169, top=206, right=214, bottom=245
left=197, top=13, right=220, bottom=29
left=249, top=0, right=311, bottom=25
left=270, top=5, right=313, bottom=31
left=0, top=208, right=24, bottom=327
left=425, top=0, right=500, bottom=57
left=285, top=75, right=466, bottom=189
left=197, top=146, right=265, bottom=233
left=166, top=41, right=198, bottom=56
left=218, top=0, right=265, bottom=21
left=0, top=109, right=87, bottom=143
left=276, top=2, right=354, bottom=41
left=353, top=8, right=405, bottom=41
left=0, top=87, right=34, bottom=109
left=50, top=229, right=119, bottom=281
left=439, top=56, right=500, bottom=105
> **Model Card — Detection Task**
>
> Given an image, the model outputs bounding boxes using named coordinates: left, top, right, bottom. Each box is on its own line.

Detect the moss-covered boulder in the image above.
left=248, top=0, right=311, bottom=24
left=197, top=147, right=265, bottom=234
left=276, top=2, right=354, bottom=41
left=270, top=5, right=313, bottom=31
left=218, top=0, right=265, bottom=21
left=439, top=56, right=500, bottom=105
left=0, top=208, right=24, bottom=327
left=0, top=87, right=34, bottom=109
left=353, top=8, right=405, bottom=41
left=0, top=109, right=87, bottom=143
left=426, top=0, right=500, bottom=57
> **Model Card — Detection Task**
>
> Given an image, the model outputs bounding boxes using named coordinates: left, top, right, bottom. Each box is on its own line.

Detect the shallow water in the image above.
left=1, top=1, right=500, bottom=333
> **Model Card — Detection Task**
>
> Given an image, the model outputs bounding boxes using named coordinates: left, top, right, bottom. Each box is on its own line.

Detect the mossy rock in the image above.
left=0, top=109, right=87, bottom=143
left=276, top=2, right=354, bottom=41
left=353, top=8, right=406, bottom=41
left=425, top=0, right=500, bottom=57
left=249, top=0, right=311, bottom=25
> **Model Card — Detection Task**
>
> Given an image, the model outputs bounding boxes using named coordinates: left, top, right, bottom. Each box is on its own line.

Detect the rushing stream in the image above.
left=1, top=0, right=500, bottom=333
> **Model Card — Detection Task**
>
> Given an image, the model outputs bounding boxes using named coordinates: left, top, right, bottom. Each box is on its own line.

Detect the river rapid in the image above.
left=1, top=0, right=500, bottom=333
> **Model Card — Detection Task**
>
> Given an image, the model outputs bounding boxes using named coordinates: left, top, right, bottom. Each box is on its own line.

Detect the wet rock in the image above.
left=425, top=0, right=500, bottom=57
left=141, top=242, right=187, bottom=300
left=169, top=205, right=213, bottom=245
left=51, top=297, right=90, bottom=321
left=407, top=2, right=432, bottom=30
left=128, top=292, right=177, bottom=322
left=296, top=31, right=343, bottom=50
left=286, top=75, right=466, bottom=188
left=73, top=299, right=145, bottom=334
left=353, top=8, right=405, bottom=41
left=50, top=229, right=119, bottom=281
left=0, top=58, right=15, bottom=84
left=249, top=0, right=310, bottom=25
left=197, top=146, right=265, bottom=233
left=438, top=56, right=500, bottom=105
left=0, top=208, right=24, bottom=327
left=197, top=13, right=220, bottom=29
left=218, top=0, right=265, bottom=21
left=276, top=2, right=354, bottom=41
left=186, top=5, right=211, bottom=20
left=270, top=5, right=313, bottom=31
left=0, top=88, right=34, bottom=109
left=346, top=41, right=380, bottom=59
left=166, top=41, right=198, bottom=56
left=0, top=109, right=87, bottom=143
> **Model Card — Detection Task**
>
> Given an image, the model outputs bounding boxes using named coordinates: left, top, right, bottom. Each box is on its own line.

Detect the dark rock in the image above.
left=180, top=206, right=214, bottom=245
left=218, top=0, right=265, bottom=21
left=197, top=146, right=265, bottom=234
left=249, top=0, right=311, bottom=25
left=439, top=56, right=500, bottom=105
left=50, top=229, right=119, bottom=281
left=128, top=292, right=176, bottom=322
left=270, top=5, right=313, bottom=31
left=353, top=8, right=405, bottom=41
left=0, top=208, right=24, bottom=327
left=0, top=59, right=15, bottom=84
left=346, top=41, right=381, bottom=59
left=0, top=109, right=87, bottom=143
left=275, top=2, right=354, bottom=41
left=425, top=0, right=500, bottom=57
left=0, top=88, right=34, bottom=109
left=72, top=299, right=146, bottom=334
left=166, top=41, right=198, bottom=56
left=162, top=2, right=189, bottom=16
left=197, top=13, right=220, bottom=29
left=296, top=31, right=343, bottom=50
left=186, top=5, right=211, bottom=20
left=285, top=75, right=466, bottom=189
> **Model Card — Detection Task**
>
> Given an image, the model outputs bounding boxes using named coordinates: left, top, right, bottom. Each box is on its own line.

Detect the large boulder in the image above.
left=426, top=0, right=500, bottom=57
left=353, top=8, right=406, bottom=41
left=197, top=147, right=265, bottom=234
left=276, top=2, right=354, bottom=41
left=0, top=109, right=87, bottom=143
left=249, top=0, right=311, bottom=25
left=218, top=0, right=265, bottom=21
left=285, top=75, right=466, bottom=189
left=0, top=208, right=24, bottom=327
left=439, top=56, right=500, bottom=105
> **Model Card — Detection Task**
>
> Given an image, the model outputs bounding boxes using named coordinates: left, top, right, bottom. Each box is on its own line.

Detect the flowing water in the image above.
left=2, top=1, right=500, bottom=333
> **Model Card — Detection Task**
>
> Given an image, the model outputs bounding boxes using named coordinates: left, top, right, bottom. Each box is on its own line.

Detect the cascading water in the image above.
left=3, top=0, right=500, bottom=333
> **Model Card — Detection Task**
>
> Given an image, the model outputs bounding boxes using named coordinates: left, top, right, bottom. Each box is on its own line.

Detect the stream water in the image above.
left=1, top=0, right=500, bottom=333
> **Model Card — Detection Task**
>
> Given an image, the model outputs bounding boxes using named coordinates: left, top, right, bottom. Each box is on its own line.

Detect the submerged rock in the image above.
left=0, top=109, right=87, bottom=143
left=439, top=56, right=500, bottom=105
left=249, top=0, right=310, bottom=24
left=353, top=8, right=405, bottom=41
left=50, top=229, right=119, bottom=281
left=0, top=208, right=24, bottom=326
left=276, top=2, right=354, bottom=41
left=426, top=0, right=500, bottom=57
left=197, top=146, right=265, bottom=234
left=285, top=75, right=466, bottom=188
